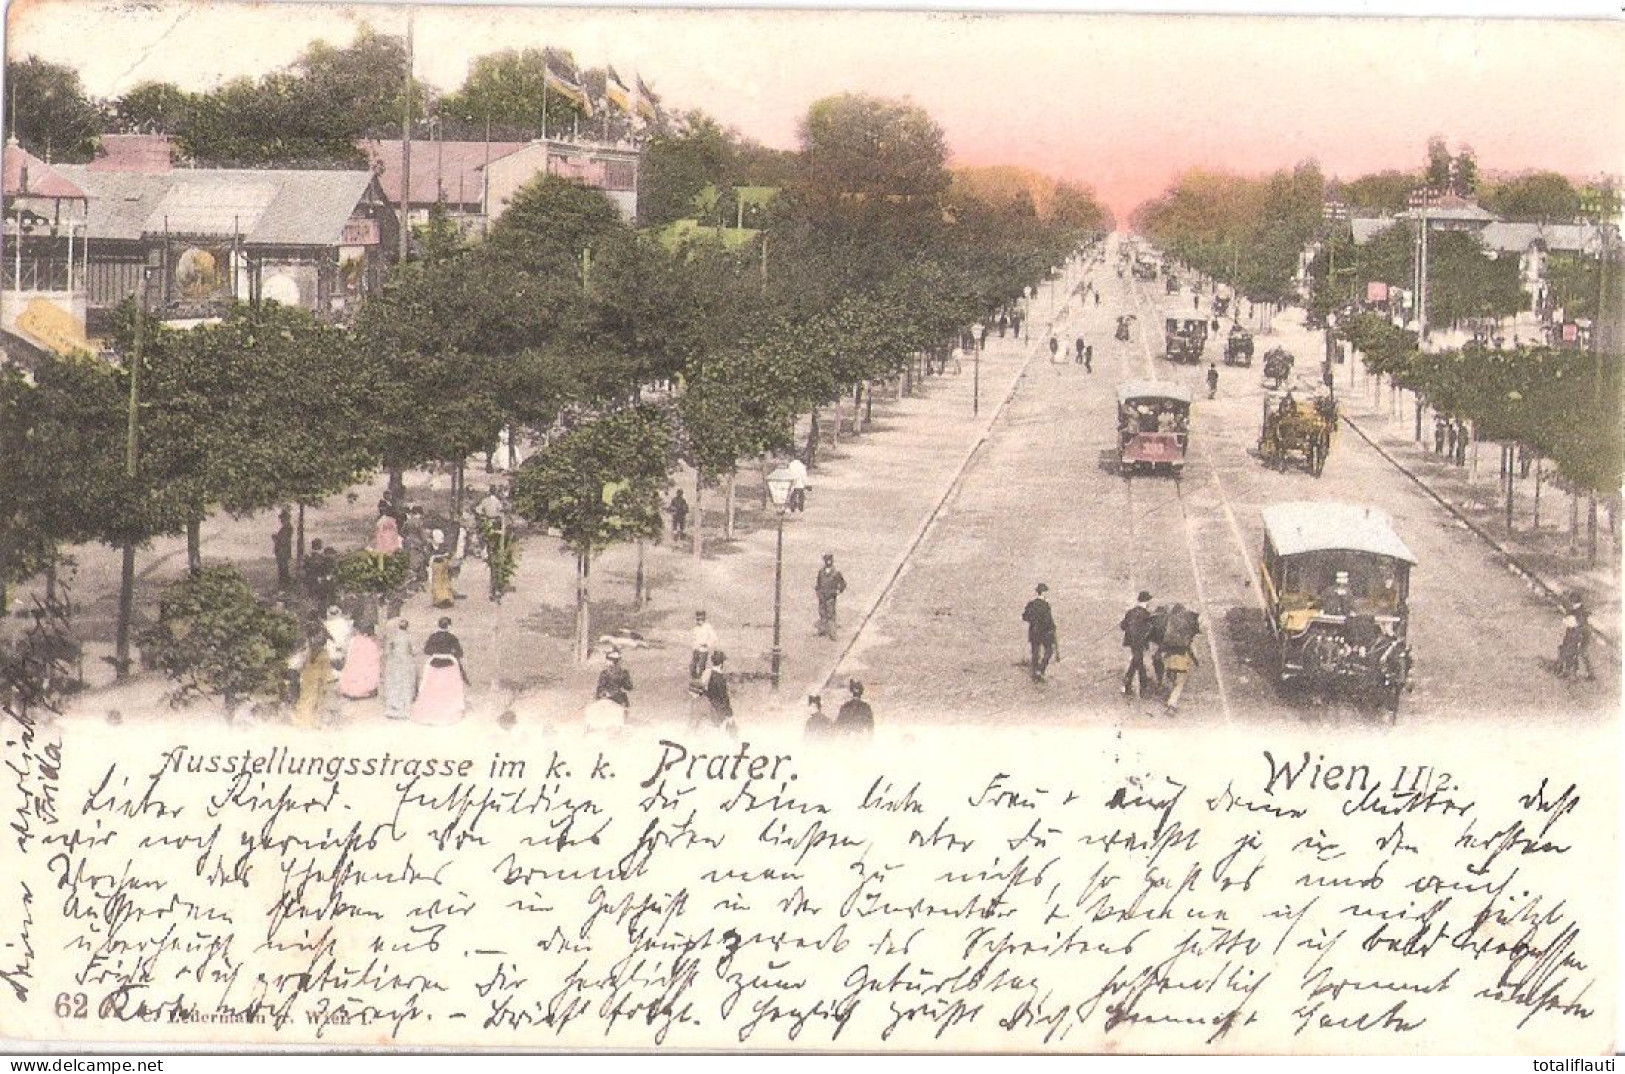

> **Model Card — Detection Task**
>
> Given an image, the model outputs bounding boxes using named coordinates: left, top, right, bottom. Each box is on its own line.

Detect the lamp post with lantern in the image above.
left=764, top=466, right=794, bottom=690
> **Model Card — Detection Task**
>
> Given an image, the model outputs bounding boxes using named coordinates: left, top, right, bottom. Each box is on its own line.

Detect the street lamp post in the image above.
left=764, top=467, right=794, bottom=691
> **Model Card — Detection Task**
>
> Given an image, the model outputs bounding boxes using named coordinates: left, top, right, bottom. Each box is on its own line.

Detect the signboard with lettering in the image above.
left=341, top=218, right=381, bottom=246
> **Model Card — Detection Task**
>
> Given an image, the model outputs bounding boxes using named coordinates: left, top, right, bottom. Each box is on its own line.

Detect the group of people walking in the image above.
left=1018, top=584, right=1202, bottom=712
left=289, top=611, right=467, bottom=727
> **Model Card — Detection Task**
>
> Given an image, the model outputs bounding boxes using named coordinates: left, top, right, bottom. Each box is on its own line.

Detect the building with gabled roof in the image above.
left=3, top=138, right=92, bottom=358
left=53, top=164, right=395, bottom=327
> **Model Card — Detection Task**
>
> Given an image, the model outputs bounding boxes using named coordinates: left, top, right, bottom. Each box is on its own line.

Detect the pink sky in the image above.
left=8, top=2, right=1623, bottom=220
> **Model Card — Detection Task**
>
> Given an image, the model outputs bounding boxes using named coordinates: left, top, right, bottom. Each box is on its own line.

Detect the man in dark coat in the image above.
left=815, top=553, right=847, bottom=639
left=1022, top=583, right=1059, bottom=681
left=595, top=649, right=633, bottom=707
left=1121, top=590, right=1155, bottom=697
left=703, top=650, right=733, bottom=725
left=272, top=508, right=294, bottom=589
left=835, top=680, right=874, bottom=736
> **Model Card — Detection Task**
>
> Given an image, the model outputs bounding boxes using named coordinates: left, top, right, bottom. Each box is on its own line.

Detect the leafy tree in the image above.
left=487, top=174, right=627, bottom=276
left=109, top=81, right=194, bottom=135
left=798, top=94, right=950, bottom=208
left=1425, top=137, right=1453, bottom=192
left=512, top=407, right=674, bottom=659
left=1453, top=146, right=1479, bottom=196
left=139, top=566, right=301, bottom=709
left=133, top=304, right=381, bottom=572
left=1340, top=170, right=1419, bottom=214
left=639, top=111, right=738, bottom=226
left=1482, top=172, right=1582, bottom=221
left=439, top=47, right=590, bottom=136
left=5, top=57, right=100, bottom=162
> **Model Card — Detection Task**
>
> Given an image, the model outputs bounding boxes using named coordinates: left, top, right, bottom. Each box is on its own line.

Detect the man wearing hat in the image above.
left=1120, top=591, right=1156, bottom=698
left=814, top=553, right=847, bottom=639
left=1022, top=583, right=1059, bottom=681
left=1320, top=571, right=1354, bottom=618
left=596, top=648, right=633, bottom=708
left=835, top=680, right=874, bottom=736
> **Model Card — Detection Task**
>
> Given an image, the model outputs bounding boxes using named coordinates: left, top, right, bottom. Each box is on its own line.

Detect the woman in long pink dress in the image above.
left=338, top=628, right=382, bottom=699
left=373, top=514, right=403, bottom=554
left=410, top=618, right=467, bottom=726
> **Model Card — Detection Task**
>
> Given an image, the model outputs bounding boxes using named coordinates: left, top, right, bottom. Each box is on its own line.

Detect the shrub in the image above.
left=140, top=566, right=301, bottom=707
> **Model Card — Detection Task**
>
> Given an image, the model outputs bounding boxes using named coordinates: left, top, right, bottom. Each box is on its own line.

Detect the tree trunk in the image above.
left=507, top=424, right=519, bottom=471
left=724, top=469, right=737, bottom=540
left=575, top=551, right=591, bottom=663
left=452, top=460, right=466, bottom=519
left=691, top=468, right=704, bottom=559
left=44, top=555, right=57, bottom=606
left=1587, top=496, right=1598, bottom=566
left=114, top=542, right=136, bottom=679
left=1468, top=428, right=1479, bottom=484
left=635, top=540, right=646, bottom=608
left=186, top=517, right=203, bottom=577
left=296, top=503, right=307, bottom=571
left=387, top=467, right=405, bottom=508
left=1533, top=455, right=1543, bottom=530
left=1570, top=487, right=1581, bottom=552
left=1414, top=397, right=1424, bottom=443
left=1505, top=457, right=1515, bottom=533
left=805, top=409, right=820, bottom=468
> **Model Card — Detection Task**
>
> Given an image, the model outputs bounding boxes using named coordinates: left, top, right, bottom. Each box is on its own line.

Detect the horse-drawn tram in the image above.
left=1118, top=380, right=1191, bottom=475
left=1259, top=502, right=1417, bottom=714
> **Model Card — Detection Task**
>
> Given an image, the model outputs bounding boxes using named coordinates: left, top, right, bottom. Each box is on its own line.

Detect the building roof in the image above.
left=1397, top=195, right=1497, bottom=223
left=89, top=134, right=175, bottom=173
left=1261, top=502, right=1417, bottom=563
left=1480, top=221, right=1604, bottom=256
left=55, top=165, right=376, bottom=245
left=1350, top=215, right=1397, bottom=245
left=360, top=139, right=526, bottom=206
left=1118, top=379, right=1192, bottom=405
left=3, top=139, right=86, bottom=200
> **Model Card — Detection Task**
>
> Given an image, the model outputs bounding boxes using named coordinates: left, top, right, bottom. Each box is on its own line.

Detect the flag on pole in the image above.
left=545, top=60, right=593, bottom=117
left=634, top=74, right=660, bottom=122
left=604, top=67, right=634, bottom=114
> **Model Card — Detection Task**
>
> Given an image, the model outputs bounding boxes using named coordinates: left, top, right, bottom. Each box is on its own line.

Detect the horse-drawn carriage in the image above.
left=1132, top=259, right=1159, bottom=281
left=1259, top=502, right=1416, bottom=714
left=1118, top=380, right=1191, bottom=475
left=1163, top=311, right=1208, bottom=363
left=1115, top=314, right=1135, bottom=342
left=1164, top=274, right=1180, bottom=294
left=1260, top=346, right=1295, bottom=389
left=1224, top=326, right=1254, bottom=366
left=1212, top=295, right=1231, bottom=318
left=1259, top=392, right=1337, bottom=476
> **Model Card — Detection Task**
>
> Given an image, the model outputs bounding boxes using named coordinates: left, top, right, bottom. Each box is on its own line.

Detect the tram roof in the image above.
left=1117, top=380, right=1192, bottom=405
left=1261, top=502, right=1418, bottom=563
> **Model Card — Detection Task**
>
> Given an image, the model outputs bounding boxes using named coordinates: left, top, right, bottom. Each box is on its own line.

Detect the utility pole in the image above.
left=397, top=10, right=415, bottom=265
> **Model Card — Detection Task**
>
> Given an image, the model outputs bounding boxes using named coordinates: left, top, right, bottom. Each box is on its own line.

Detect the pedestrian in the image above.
left=996, top=312, right=1008, bottom=339
left=786, top=455, right=809, bottom=513
left=1434, top=417, right=1447, bottom=455
left=803, top=694, right=832, bottom=739
left=1048, top=335, right=1060, bottom=361
left=815, top=553, right=847, bottom=639
left=304, top=539, right=338, bottom=610
left=338, top=623, right=382, bottom=700
left=1011, top=312, right=1022, bottom=339
left=1445, top=418, right=1459, bottom=461
left=669, top=488, right=689, bottom=542
left=1074, top=336, right=1086, bottom=364
left=690, top=610, right=717, bottom=680
left=595, top=648, right=634, bottom=708
left=272, top=508, right=294, bottom=590
left=1558, top=594, right=1595, bottom=681
left=1193, top=294, right=1201, bottom=311
left=974, top=320, right=988, bottom=351
left=1206, top=363, right=1220, bottom=400
left=1157, top=604, right=1201, bottom=712
left=1121, top=590, right=1156, bottom=698
left=323, top=604, right=353, bottom=667
left=373, top=512, right=403, bottom=555
left=292, top=625, right=337, bottom=728
left=1084, top=344, right=1094, bottom=373
left=413, top=617, right=468, bottom=726
left=1455, top=420, right=1470, bottom=466
left=428, top=528, right=456, bottom=608
left=1022, top=583, right=1059, bottom=681
left=834, top=679, right=875, bottom=737
left=380, top=618, right=416, bottom=720
left=1094, top=290, right=1101, bottom=307
left=702, top=650, right=733, bottom=728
